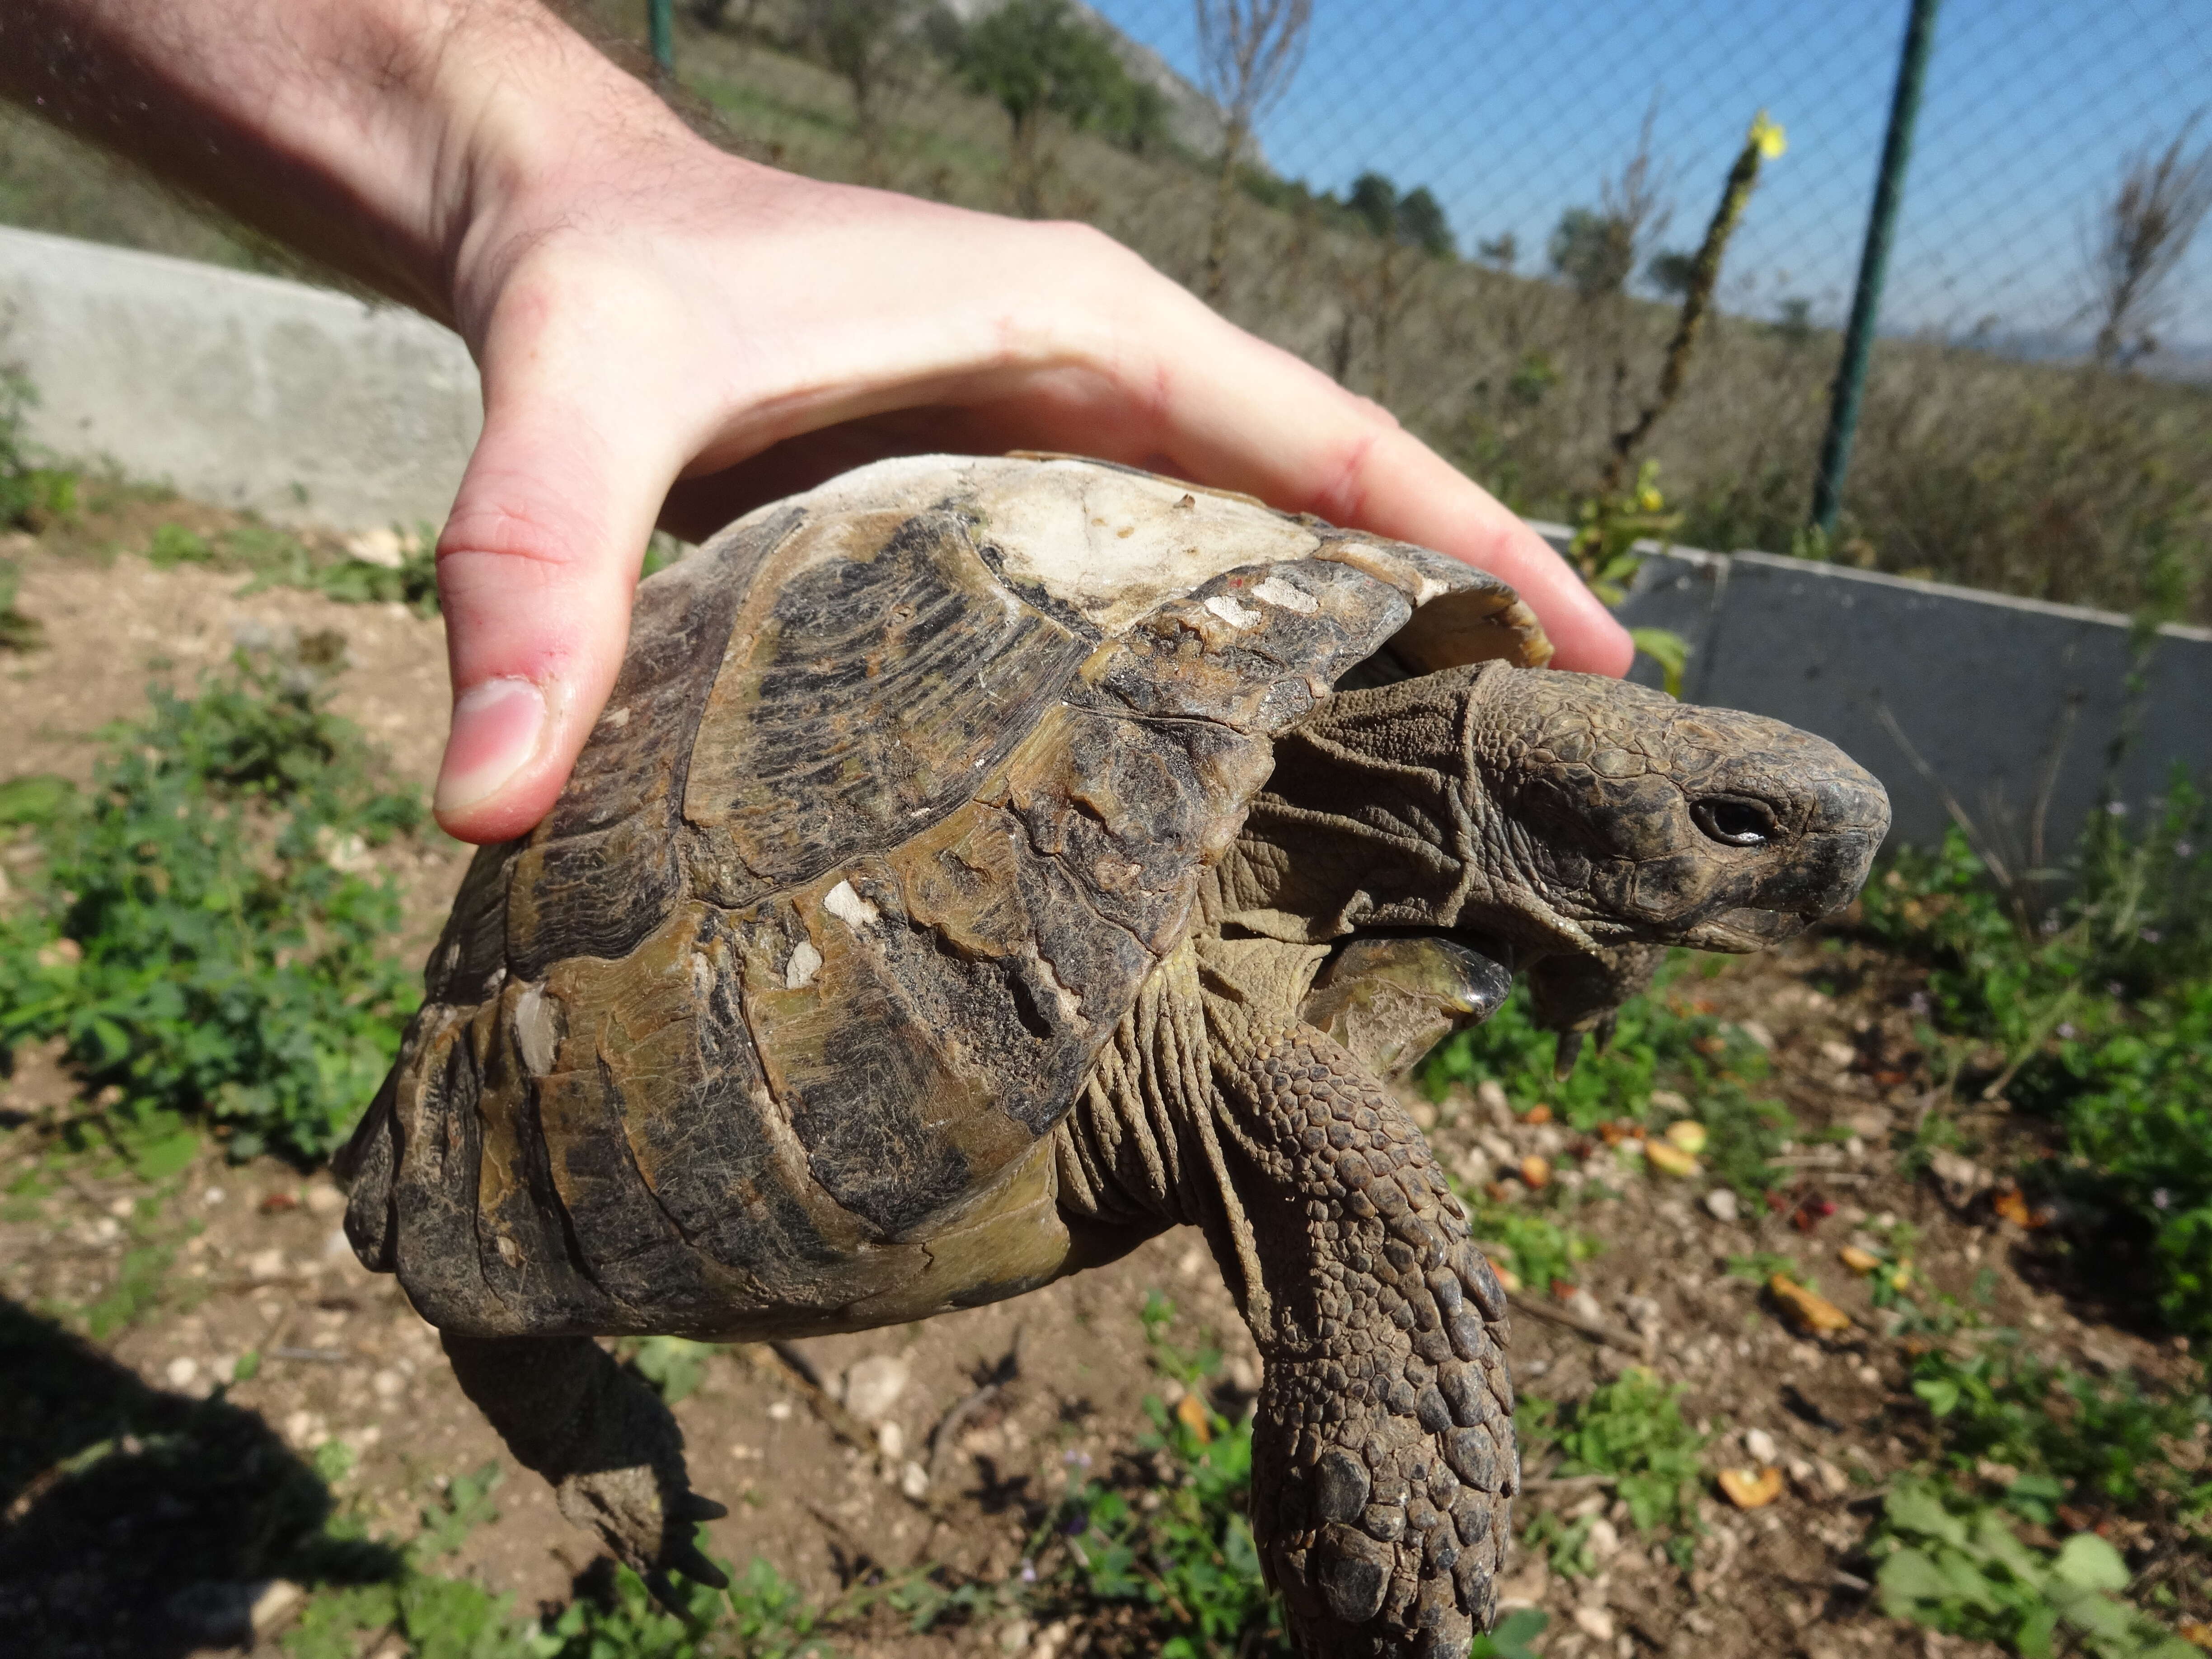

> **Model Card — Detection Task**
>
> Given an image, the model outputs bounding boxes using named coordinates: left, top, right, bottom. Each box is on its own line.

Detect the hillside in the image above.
left=0, top=0, right=2206, bottom=623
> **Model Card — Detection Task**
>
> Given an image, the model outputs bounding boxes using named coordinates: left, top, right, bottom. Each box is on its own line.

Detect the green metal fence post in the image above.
left=1809, top=0, right=1942, bottom=537
left=649, top=0, right=675, bottom=84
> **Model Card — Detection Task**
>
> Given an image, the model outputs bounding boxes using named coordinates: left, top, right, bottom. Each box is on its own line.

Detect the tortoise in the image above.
left=337, top=454, right=1889, bottom=1656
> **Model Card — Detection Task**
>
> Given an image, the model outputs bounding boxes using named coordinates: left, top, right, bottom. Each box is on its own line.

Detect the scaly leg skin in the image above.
left=441, top=1332, right=729, bottom=1601
left=1209, top=1019, right=1517, bottom=1658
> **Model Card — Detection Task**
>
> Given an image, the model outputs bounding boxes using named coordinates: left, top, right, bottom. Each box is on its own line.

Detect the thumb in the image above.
left=430, top=376, right=674, bottom=844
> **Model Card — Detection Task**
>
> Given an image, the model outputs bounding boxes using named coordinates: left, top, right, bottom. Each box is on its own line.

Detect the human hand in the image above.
left=0, top=0, right=1631, bottom=846
left=435, top=141, right=1631, bottom=840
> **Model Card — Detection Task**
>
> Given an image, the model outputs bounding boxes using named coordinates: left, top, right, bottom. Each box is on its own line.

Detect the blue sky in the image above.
left=1085, top=0, right=2212, bottom=352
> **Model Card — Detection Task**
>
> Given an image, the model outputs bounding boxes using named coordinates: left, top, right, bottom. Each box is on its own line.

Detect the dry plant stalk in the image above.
left=1601, top=112, right=1785, bottom=492
left=1198, top=0, right=1312, bottom=302
left=2087, top=112, right=2212, bottom=370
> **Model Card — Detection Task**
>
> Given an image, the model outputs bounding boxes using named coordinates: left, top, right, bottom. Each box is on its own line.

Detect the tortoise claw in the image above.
left=665, top=1536, right=731, bottom=1591
left=1552, top=1029, right=1585, bottom=1080
left=671, top=1492, right=729, bottom=1523
left=643, top=1570, right=684, bottom=1613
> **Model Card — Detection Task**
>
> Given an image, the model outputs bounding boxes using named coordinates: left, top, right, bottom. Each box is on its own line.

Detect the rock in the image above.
left=251, top=1580, right=305, bottom=1637
left=876, top=1420, right=904, bottom=1460
left=1737, top=1019, right=1775, bottom=1052
left=345, top=527, right=410, bottom=568
left=165, top=1356, right=199, bottom=1388
left=1566, top=1289, right=1604, bottom=1324
left=1572, top=1604, right=1617, bottom=1640
left=1704, top=1188, right=1741, bottom=1223
left=245, top=1247, right=287, bottom=1281
left=841, top=1354, right=910, bottom=1424
left=305, top=1184, right=347, bottom=1216
left=1586, top=1518, right=1620, bottom=1561
left=1928, top=1149, right=1991, bottom=1207
left=1744, top=1427, right=1778, bottom=1463
left=900, top=1459, right=929, bottom=1500
left=1475, top=1079, right=1511, bottom=1124
left=1817, top=1039, right=1858, bottom=1070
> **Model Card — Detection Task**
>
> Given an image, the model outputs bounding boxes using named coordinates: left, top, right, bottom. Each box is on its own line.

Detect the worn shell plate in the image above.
left=339, top=455, right=1547, bottom=1338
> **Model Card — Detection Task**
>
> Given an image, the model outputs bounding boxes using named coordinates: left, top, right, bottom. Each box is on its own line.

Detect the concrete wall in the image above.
left=1532, top=523, right=2212, bottom=857
left=5, top=225, right=2205, bottom=854
left=0, top=225, right=479, bottom=532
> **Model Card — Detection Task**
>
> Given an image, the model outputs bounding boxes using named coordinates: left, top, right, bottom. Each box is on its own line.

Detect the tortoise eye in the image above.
left=1693, top=794, right=1779, bottom=848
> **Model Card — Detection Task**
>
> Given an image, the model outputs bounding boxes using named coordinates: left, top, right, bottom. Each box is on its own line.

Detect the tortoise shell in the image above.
left=340, top=454, right=1549, bottom=1340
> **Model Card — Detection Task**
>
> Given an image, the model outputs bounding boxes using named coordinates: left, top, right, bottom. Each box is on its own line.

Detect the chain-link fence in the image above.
left=1, top=0, right=2207, bottom=615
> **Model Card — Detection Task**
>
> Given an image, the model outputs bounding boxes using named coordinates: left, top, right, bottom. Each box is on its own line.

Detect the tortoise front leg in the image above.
left=440, top=1332, right=728, bottom=1598
left=1202, top=1015, right=1517, bottom=1658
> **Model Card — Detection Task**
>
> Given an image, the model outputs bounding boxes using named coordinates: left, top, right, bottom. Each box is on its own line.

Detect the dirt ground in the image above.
left=0, top=522, right=2189, bottom=1659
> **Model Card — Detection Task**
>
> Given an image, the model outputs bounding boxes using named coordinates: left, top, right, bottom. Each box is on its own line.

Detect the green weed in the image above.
left=1048, top=1393, right=1285, bottom=1657
left=1907, top=1340, right=2211, bottom=1522
left=1871, top=1477, right=2195, bottom=1659
left=1867, top=798, right=2212, bottom=1335
left=0, top=358, right=77, bottom=533
left=1422, top=957, right=1795, bottom=1196
left=1519, top=1368, right=1706, bottom=1572
left=0, top=644, right=423, bottom=1163
left=625, top=1336, right=722, bottom=1404
left=141, top=517, right=444, bottom=614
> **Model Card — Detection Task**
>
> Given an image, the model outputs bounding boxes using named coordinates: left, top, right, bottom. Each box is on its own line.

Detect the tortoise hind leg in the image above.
left=440, top=1332, right=729, bottom=1599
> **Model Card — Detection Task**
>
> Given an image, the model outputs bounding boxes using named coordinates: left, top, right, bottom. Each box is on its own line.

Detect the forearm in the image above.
left=0, top=0, right=680, bottom=323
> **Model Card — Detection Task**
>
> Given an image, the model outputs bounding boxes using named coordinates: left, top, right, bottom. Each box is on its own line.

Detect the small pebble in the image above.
left=1703, top=1188, right=1740, bottom=1223
left=1744, top=1427, right=1777, bottom=1463
left=165, top=1356, right=199, bottom=1388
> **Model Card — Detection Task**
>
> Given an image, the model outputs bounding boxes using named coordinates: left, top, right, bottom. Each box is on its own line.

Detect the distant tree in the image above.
left=1195, top=0, right=1313, bottom=301
left=1548, top=207, right=1635, bottom=297
left=1344, top=172, right=1453, bottom=257
left=1475, top=232, right=1518, bottom=271
left=2086, top=112, right=2212, bottom=370
left=1551, top=102, right=1669, bottom=300
left=804, top=0, right=914, bottom=167
left=1330, top=173, right=1451, bottom=404
left=1773, top=295, right=1814, bottom=347
left=1113, top=78, right=1173, bottom=156
left=1645, top=248, right=1696, bottom=296
left=951, top=0, right=1134, bottom=215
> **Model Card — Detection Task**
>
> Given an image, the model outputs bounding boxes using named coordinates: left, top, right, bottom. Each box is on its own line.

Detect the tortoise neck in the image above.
left=1209, top=669, right=1499, bottom=944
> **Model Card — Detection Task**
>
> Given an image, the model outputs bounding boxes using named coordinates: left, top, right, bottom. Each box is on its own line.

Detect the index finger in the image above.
left=1071, top=271, right=1632, bottom=677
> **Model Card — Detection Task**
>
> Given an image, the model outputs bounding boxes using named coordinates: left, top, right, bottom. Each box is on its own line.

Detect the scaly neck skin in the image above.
left=1207, top=665, right=1596, bottom=963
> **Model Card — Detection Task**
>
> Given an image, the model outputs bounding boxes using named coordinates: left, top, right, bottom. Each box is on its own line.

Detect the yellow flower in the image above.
left=1637, top=487, right=1664, bottom=513
left=1749, top=110, right=1787, bottom=160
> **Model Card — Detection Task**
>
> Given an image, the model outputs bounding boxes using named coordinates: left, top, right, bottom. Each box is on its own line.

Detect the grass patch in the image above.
left=1422, top=955, right=1796, bottom=1197
left=1519, top=1368, right=1706, bottom=1573
left=1906, top=1340, right=2211, bottom=1526
left=0, top=642, right=424, bottom=1164
left=1865, top=791, right=2212, bottom=1336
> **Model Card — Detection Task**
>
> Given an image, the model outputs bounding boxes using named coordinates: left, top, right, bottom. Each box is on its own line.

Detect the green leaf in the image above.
left=1912, top=1376, right=1962, bottom=1417
left=1885, top=1481, right=1971, bottom=1548
left=1876, top=1547, right=1954, bottom=1619
left=1628, top=627, right=1689, bottom=697
left=2050, top=1531, right=2130, bottom=1592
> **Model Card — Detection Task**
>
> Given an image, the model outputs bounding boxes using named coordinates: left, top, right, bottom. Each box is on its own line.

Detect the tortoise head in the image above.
left=1249, top=661, right=1888, bottom=964
left=1462, top=665, right=1890, bottom=955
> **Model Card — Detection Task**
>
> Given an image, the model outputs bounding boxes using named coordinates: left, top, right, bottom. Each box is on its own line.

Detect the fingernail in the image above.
left=435, top=677, right=548, bottom=818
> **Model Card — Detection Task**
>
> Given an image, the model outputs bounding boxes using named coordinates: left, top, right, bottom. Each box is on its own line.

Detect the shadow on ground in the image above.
left=0, top=1298, right=401, bottom=1656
